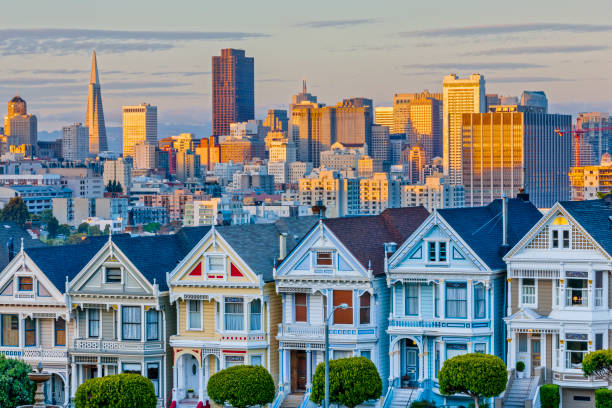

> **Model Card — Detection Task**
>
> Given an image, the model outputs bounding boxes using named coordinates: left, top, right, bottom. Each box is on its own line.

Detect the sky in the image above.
left=2, top=0, right=612, bottom=132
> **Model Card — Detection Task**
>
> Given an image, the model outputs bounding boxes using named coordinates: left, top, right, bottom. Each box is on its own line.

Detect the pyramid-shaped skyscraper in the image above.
left=85, top=50, right=108, bottom=154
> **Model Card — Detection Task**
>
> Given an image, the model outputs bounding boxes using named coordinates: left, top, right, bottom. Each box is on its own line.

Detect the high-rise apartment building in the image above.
left=335, top=98, right=373, bottom=148
left=401, top=175, right=465, bottom=211
left=212, top=49, right=254, bottom=136
left=575, top=112, right=612, bottom=167
left=103, top=158, right=132, bottom=193
left=371, top=124, right=390, bottom=170
left=122, top=103, right=157, bottom=157
left=291, top=103, right=335, bottom=166
left=462, top=105, right=571, bottom=208
left=134, top=143, right=158, bottom=170
left=85, top=51, right=108, bottom=154
left=569, top=153, right=612, bottom=200
left=298, top=170, right=360, bottom=217
left=359, top=172, right=400, bottom=215
left=443, top=74, right=486, bottom=185
left=4, top=96, right=37, bottom=149
left=263, top=109, right=289, bottom=132
left=374, top=107, right=394, bottom=130
left=62, top=122, right=89, bottom=161
left=176, top=150, right=201, bottom=181
left=392, top=91, right=442, bottom=160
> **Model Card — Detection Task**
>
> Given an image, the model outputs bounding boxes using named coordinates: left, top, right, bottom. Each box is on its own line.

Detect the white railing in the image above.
left=277, top=324, right=325, bottom=338
left=532, top=384, right=542, bottom=408
left=0, top=347, right=68, bottom=361
left=73, top=339, right=163, bottom=352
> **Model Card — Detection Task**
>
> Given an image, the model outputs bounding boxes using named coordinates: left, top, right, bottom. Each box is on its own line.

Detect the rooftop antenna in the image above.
left=302, top=79, right=307, bottom=94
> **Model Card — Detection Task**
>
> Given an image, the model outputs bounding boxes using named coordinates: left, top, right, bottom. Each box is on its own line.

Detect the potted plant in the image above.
left=187, top=389, right=195, bottom=399
left=516, top=361, right=525, bottom=378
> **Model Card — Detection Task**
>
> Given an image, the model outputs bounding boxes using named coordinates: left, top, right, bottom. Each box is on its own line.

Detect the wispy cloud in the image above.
left=471, top=45, right=609, bottom=56
left=331, top=44, right=403, bottom=53
left=149, top=71, right=211, bottom=77
left=0, top=28, right=269, bottom=56
left=488, top=76, right=571, bottom=83
left=402, top=62, right=546, bottom=71
left=401, top=23, right=612, bottom=37
left=297, top=18, right=377, bottom=29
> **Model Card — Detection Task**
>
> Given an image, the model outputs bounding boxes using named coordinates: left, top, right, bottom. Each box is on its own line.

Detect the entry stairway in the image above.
left=280, top=393, right=305, bottom=408
left=504, top=378, right=537, bottom=408
left=388, top=388, right=420, bottom=408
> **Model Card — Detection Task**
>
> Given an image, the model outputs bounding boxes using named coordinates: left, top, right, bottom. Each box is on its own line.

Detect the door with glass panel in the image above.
left=531, top=338, right=541, bottom=376
left=403, top=339, right=419, bottom=388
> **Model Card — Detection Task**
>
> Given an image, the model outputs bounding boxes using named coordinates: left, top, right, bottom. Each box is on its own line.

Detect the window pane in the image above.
left=250, top=355, right=262, bottom=366
left=439, top=242, right=447, bottom=262
left=316, top=252, right=333, bottom=266
left=294, top=294, right=307, bottom=322
left=188, top=300, right=201, bottom=330
left=250, top=299, right=262, bottom=331
left=446, top=283, right=467, bottom=318
left=474, top=284, right=486, bottom=319
left=208, top=256, right=224, bottom=271
left=224, top=297, right=244, bottom=331
left=552, top=230, right=559, bottom=248
left=18, top=277, right=33, bottom=291
left=147, top=363, right=159, bottom=396
left=122, top=306, right=141, bottom=340
left=562, top=230, right=570, bottom=248
left=2, top=315, right=18, bottom=346
left=88, top=309, right=99, bottom=338
left=518, top=334, right=528, bottom=352
left=428, top=242, right=436, bottom=261
left=521, top=279, right=536, bottom=305
left=105, top=268, right=121, bottom=283
left=24, top=318, right=35, bottom=346
left=405, top=284, right=418, bottom=315
left=333, top=290, right=353, bottom=324
left=55, top=318, right=66, bottom=346
left=360, top=350, right=371, bottom=360
left=146, top=310, right=159, bottom=340
left=596, top=333, right=603, bottom=351
left=359, top=293, right=370, bottom=324
left=474, top=343, right=486, bottom=354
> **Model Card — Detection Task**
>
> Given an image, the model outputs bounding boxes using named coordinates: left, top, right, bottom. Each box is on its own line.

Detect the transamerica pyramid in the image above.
left=85, top=50, right=108, bottom=154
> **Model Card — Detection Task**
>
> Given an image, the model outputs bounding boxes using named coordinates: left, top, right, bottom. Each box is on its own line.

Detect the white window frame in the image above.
left=250, top=354, right=263, bottom=366
left=205, top=254, right=226, bottom=280
left=314, top=250, right=335, bottom=269
left=103, top=264, right=123, bottom=285
left=15, top=274, right=34, bottom=293
left=550, top=227, right=571, bottom=250
left=249, top=299, right=263, bottom=332
left=519, top=278, right=538, bottom=308
left=404, top=283, right=420, bottom=317
left=186, top=299, right=203, bottom=331
left=87, top=308, right=100, bottom=338
left=425, top=240, right=450, bottom=265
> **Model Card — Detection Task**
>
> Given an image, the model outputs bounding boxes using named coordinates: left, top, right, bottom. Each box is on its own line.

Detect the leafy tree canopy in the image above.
left=207, top=365, right=275, bottom=408
left=0, top=197, right=29, bottom=228
left=582, top=349, right=612, bottom=380
left=77, top=222, right=89, bottom=233
left=0, top=355, right=35, bottom=408
left=46, top=216, right=60, bottom=238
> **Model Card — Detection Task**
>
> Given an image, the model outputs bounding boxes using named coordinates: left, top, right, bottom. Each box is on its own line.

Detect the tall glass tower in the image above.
left=85, top=50, right=108, bottom=154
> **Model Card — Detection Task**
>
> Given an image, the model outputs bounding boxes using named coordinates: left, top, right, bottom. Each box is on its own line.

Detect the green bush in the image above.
left=207, top=365, right=275, bottom=408
left=583, top=350, right=612, bottom=379
left=596, top=388, right=612, bottom=408
left=311, top=357, right=382, bottom=408
left=540, top=384, right=560, bottom=408
left=516, top=361, right=525, bottom=372
left=74, top=373, right=156, bottom=408
left=438, top=353, right=506, bottom=408
left=410, top=401, right=436, bottom=408
left=0, top=355, right=35, bottom=408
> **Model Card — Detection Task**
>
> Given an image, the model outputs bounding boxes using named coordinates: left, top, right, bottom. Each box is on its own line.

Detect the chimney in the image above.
left=279, top=233, right=288, bottom=260
left=516, top=188, right=529, bottom=202
left=384, top=242, right=397, bottom=257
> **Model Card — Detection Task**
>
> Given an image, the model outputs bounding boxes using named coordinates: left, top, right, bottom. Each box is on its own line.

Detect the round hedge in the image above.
left=207, top=365, right=275, bottom=408
left=74, top=373, right=157, bottom=408
left=596, top=388, right=612, bottom=408
left=540, top=384, right=559, bottom=408
left=0, top=355, right=35, bottom=408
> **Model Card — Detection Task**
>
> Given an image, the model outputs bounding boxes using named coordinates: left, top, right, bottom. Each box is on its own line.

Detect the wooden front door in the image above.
left=291, top=350, right=307, bottom=392
left=531, top=339, right=541, bottom=376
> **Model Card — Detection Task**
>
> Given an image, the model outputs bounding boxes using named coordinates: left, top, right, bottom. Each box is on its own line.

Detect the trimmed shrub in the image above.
left=207, top=365, right=275, bottom=408
left=596, top=388, right=612, bottom=408
left=583, top=350, right=612, bottom=379
left=516, top=361, right=525, bottom=372
left=74, top=373, right=156, bottom=408
left=410, top=401, right=436, bottom=408
left=0, top=355, right=35, bottom=408
left=540, top=384, right=560, bottom=408
left=311, top=357, right=382, bottom=408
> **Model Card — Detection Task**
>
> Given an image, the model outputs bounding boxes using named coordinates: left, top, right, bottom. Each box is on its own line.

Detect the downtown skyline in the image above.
left=2, top=0, right=612, bottom=132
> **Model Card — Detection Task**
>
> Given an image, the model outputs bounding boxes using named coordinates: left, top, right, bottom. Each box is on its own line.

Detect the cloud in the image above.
left=488, top=76, right=571, bottom=83
left=331, top=44, right=403, bottom=53
left=401, top=23, right=612, bottom=37
left=0, top=28, right=269, bottom=56
left=402, top=62, right=546, bottom=71
left=256, top=78, right=294, bottom=83
left=297, top=18, right=377, bottom=29
left=149, top=71, right=211, bottom=77
left=471, top=45, right=609, bottom=56
left=0, top=77, right=80, bottom=86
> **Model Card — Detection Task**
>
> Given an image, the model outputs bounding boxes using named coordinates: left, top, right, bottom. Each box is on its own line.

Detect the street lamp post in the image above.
left=325, top=303, right=348, bottom=408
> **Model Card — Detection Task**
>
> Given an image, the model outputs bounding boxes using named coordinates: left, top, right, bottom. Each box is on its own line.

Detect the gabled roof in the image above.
left=437, top=198, right=542, bottom=270
left=215, top=216, right=318, bottom=282
left=322, top=207, right=430, bottom=276
left=559, top=198, right=612, bottom=257
left=0, top=222, right=45, bottom=270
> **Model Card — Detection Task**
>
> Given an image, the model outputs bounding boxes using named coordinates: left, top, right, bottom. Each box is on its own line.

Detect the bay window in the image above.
left=1, top=315, right=18, bottom=346
left=55, top=318, right=66, bottom=346
left=521, top=278, right=536, bottom=306
left=122, top=306, right=141, bottom=340
left=294, top=293, right=307, bottom=322
left=566, top=336, right=588, bottom=369
left=224, top=297, right=244, bottom=331
left=187, top=300, right=202, bottom=331
left=405, top=284, right=418, bottom=316
left=359, top=293, right=371, bottom=324
left=250, top=299, right=262, bottom=331
left=445, top=282, right=467, bottom=318
left=566, top=276, right=588, bottom=307
left=474, top=283, right=486, bottom=319
left=146, top=310, right=159, bottom=340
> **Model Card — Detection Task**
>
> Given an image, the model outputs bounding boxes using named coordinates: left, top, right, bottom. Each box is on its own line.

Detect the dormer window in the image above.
left=427, top=242, right=448, bottom=263
left=105, top=267, right=122, bottom=283
left=551, top=217, right=570, bottom=249
left=18, top=277, right=33, bottom=292
left=206, top=255, right=225, bottom=279
left=316, top=251, right=333, bottom=267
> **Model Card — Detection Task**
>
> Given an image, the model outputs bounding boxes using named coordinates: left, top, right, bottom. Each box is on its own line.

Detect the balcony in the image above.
left=277, top=323, right=376, bottom=341
left=0, top=347, right=68, bottom=363
left=72, top=338, right=164, bottom=353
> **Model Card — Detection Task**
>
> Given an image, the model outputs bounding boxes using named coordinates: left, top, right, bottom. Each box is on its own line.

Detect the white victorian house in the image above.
left=505, top=198, right=612, bottom=407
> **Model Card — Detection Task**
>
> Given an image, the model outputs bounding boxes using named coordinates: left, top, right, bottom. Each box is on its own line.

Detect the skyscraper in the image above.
left=122, top=103, right=157, bottom=158
left=4, top=95, right=37, bottom=149
left=374, top=107, right=394, bottom=130
left=462, top=105, right=571, bottom=208
left=62, top=122, right=89, bottom=161
left=291, top=80, right=318, bottom=106
left=335, top=98, right=373, bottom=149
left=443, top=74, right=486, bottom=185
left=575, top=112, right=612, bottom=167
left=263, top=109, right=289, bottom=132
left=392, top=91, right=442, bottom=160
left=85, top=51, right=108, bottom=154
left=212, top=49, right=254, bottom=136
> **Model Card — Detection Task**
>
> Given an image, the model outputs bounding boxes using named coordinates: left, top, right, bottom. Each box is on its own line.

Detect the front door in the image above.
left=50, top=374, right=64, bottom=405
left=531, top=339, right=541, bottom=376
left=291, top=350, right=307, bottom=392
left=404, top=347, right=418, bottom=387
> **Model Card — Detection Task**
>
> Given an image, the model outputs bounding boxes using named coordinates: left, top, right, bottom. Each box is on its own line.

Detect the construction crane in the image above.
left=554, top=126, right=612, bottom=167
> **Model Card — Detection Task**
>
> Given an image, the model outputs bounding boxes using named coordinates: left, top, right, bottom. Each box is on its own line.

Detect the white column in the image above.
left=306, top=349, right=312, bottom=390
left=284, top=349, right=290, bottom=387
left=388, top=349, right=394, bottom=386
left=467, top=280, right=473, bottom=319
left=172, top=362, right=178, bottom=402
left=509, top=331, right=517, bottom=371
left=243, top=298, right=248, bottom=332
left=70, top=362, right=77, bottom=397
left=64, top=372, right=70, bottom=404
left=278, top=348, right=284, bottom=391
left=440, top=280, right=446, bottom=318
left=141, top=306, right=146, bottom=343
left=203, top=356, right=209, bottom=398
left=117, top=306, right=122, bottom=340
left=97, top=357, right=102, bottom=378
left=18, top=313, right=24, bottom=348
left=507, top=278, right=512, bottom=316
left=198, top=361, right=204, bottom=402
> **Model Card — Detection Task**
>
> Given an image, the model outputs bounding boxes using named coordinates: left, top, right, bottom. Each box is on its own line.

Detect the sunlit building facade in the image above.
left=122, top=103, right=157, bottom=158
left=85, top=51, right=108, bottom=154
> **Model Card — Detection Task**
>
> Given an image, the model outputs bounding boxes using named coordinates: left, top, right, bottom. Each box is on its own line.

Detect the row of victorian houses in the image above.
left=0, top=194, right=611, bottom=408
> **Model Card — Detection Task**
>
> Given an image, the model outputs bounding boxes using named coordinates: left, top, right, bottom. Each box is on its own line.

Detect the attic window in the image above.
left=105, top=268, right=122, bottom=283
left=316, top=251, right=333, bottom=267
left=18, top=277, right=33, bottom=292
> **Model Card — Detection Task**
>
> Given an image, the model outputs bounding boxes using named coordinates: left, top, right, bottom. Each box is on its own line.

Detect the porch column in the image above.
left=284, top=349, right=291, bottom=387
left=388, top=348, right=394, bottom=386
left=203, top=356, right=210, bottom=398
left=507, top=278, right=512, bottom=316
left=306, top=349, right=312, bottom=390
left=141, top=305, right=146, bottom=343
left=64, top=372, right=70, bottom=405
left=172, top=362, right=178, bottom=401
left=509, top=331, right=517, bottom=371
left=467, top=280, right=473, bottom=319
left=70, top=362, right=77, bottom=398
left=422, top=338, right=428, bottom=384
left=440, top=280, right=446, bottom=318
left=97, top=357, right=102, bottom=378
left=18, top=313, right=24, bottom=348
left=278, top=348, right=284, bottom=391
left=440, top=341, right=446, bottom=371
left=198, top=359, right=204, bottom=402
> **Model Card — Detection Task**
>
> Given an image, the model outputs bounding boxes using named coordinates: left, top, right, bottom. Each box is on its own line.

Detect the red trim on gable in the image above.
left=222, top=350, right=246, bottom=354
left=230, top=263, right=243, bottom=277
left=189, top=263, right=202, bottom=276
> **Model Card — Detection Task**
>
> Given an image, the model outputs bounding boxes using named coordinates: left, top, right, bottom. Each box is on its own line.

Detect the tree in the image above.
left=103, top=225, right=111, bottom=236
left=207, top=365, right=275, bottom=408
left=77, top=222, right=89, bottom=233
left=88, top=225, right=103, bottom=236
left=105, top=180, right=123, bottom=193
left=40, top=209, right=53, bottom=224
left=311, top=357, right=382, bottom=408
left=144, top=222, right=161, bottom=233
left=0, top=197, right=29, bottom=228
left=74, top=373, right=156, bottom=408
left=58, top=224, right=71, bottom=237
left=0, top=355, right=35, bottom=408
left=438, top=353, right=507, bottom=408
left=47, top=216, right=60, bottom=238
left=582, top=349, right=612, bottom=381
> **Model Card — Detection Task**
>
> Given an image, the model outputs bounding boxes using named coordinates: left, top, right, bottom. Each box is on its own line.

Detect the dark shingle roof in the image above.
left=559, top=199, right=612, bottom=256
left=323, top=207, right=430, bottom=276
left=0, top=222, right=45, bottom=270
left=438, top=198, right=542, bottom=270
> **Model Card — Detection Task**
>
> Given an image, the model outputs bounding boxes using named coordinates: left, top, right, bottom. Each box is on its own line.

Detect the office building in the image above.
left=462, top=105, right=571, bottom=208
left=406, top=144, right=426, bottom=184
left=320, top=142, right=364, bottom=172
left=298, top=170, right=360, bottom=217
left=569, top=153, right=612, bottom=200
left=4, top=96, right=37, bottom=149
left=212, top=48, right=254, bottom=136
left=103, top=157, right=132, bottom=193
left=392, top=91, right=442, bottom=137
left=268, top=161, right=288, bottom=184
left=62, top=123, right=89, bottom=161
left=134, top=143, right=157, bottom=170
left=407, top=94, right=442, bottom=160
left=371, top=124, right=390, bottom=170
left=291, top=80, right=318, bottom=106
left=37, top=139, right=62, bottom=159
left=335, top=98, right=372, bottom=149
left=176, top=150, right=201, bottom=182
left=575, top=112, right=612, bottom=167
left=122, top=103, right=157, bottom=157
left=268, top=136, right=296, bottom=163
left=359, top=172, right=400, bottom=215
left=358, top=155, right=374, bottom=178
left=374, top=107, right=394, bottom=130
left=443, top=74, right=486, bottom=185
left=400, top=175, right=465, bottom=211
left=290, top=102, right=335, bottom=166
left=219, top=138, right=265, bottom=163
left=263, top=109, right=289, bottom=132
left=85, top=51, right=108, bottom=154
left=288, top=161, right=313, bottom=184
left=520, top=90, right=548, bottom=113
left=171, top=133, right=199, bottom=151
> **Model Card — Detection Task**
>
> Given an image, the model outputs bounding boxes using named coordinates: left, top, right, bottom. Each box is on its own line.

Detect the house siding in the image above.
left=492, top=276, right=505, bottom=360
left=536, top=280, right=553, bottom=316
left=510, top=278, right=519, bottom=316
left=374, top=275, right=390, bottom=390
left=265, top=282, right=281, bottom=385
